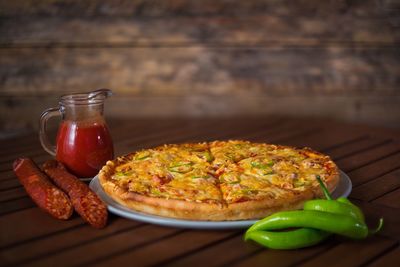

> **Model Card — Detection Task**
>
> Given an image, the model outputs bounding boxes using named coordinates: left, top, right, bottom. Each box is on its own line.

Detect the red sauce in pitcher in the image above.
left=56, top=120, right=114, bottom=177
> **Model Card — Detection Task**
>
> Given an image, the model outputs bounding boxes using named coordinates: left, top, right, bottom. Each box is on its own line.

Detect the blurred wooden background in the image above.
left=0, top=0, right=399, bottom=136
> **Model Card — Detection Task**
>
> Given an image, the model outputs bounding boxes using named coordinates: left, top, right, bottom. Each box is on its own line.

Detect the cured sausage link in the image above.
left=13, top=158, right=73, bottom=220
left=42, top=160, right=108, bottom=229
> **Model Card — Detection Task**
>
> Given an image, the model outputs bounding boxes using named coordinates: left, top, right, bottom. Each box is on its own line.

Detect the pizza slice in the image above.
left=106, top=143, right=223, bottom=204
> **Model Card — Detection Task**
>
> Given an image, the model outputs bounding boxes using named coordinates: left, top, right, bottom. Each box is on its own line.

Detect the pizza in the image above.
left=99, top=140, right=339, bottom=221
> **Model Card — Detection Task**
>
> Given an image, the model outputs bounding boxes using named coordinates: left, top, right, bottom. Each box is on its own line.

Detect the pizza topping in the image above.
left=128, top=181, right=150, bottom=194
left=301, top=159, right=321, bottom=169
left=193, top=151, right=214, bottom=162
left=191, top=174, right=215, bottom=181
left=251, top=161, right=274, bottom=169
left=293, top=180, right=306, bottom=187
left=168, top=161, right=194, bottom=173
left=163, top=179, right=223, bottom=203
left=135, top=150, right=151, bottom=160
left=102, top=140, right=338, bottom=207
left=152, top=175, right=173, bottom=185
left=219, top=172, right=241, bottom=184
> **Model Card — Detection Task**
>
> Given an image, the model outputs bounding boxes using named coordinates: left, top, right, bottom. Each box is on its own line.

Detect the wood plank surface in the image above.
left=90, top=230, right=237, bottom=267
left=23, top=226, right=182, bottom=267
left=1, top=117, right=400, bottom=267
left=2, top=47, right=399, bottom=96
left=163, top=234, right=262, bottom=267
left=0, top=209, right=83, bottom=248
left=348, top=153, right=400, bottom=187
left=297, top=236, right=397, bottom=267
left=1, top=15, right=397, bottom=46
left=373, top=188, right=400, bottom=209
left=325, top=137, right=392, bottom=161
left=0, top=0, right=393, bottom=18
left=0, top=218, right=142, bottom=266
left=1, top=0, right=399, bottom=133
left=366, top=246, right=400, bottom=267
left=232, top=240, right=335, bottom=267
left=351, top=170, right=400, bottom=201
left=335, top=141, right=400, bottom=172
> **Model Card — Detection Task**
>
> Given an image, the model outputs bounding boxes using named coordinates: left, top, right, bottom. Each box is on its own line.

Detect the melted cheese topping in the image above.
left=112, top=143, right=222, bottom=203
left=111, top=140, right=336, bottom=204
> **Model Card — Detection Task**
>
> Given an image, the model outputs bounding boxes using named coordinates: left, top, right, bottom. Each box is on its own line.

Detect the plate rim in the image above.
left=89, top=170, right=352, bottom=229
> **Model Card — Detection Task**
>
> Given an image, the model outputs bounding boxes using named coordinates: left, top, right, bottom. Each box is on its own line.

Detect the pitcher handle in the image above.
left=39, top=107, right=61, bottom=156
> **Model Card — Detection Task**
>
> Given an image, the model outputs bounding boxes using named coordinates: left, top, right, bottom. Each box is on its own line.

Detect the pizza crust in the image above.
left=100, top=176, right=316, bottom=221
left=99, top=142, right=340, bottom=221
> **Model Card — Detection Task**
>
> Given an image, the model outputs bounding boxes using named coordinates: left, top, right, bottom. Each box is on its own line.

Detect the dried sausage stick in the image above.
left=13, top=158, right=73, bottom=220
left=42, top=160, right=108, bottom=228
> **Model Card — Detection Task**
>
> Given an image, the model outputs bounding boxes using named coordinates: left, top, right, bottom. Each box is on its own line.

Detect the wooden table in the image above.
left=1, top=117, right=399, bottom=267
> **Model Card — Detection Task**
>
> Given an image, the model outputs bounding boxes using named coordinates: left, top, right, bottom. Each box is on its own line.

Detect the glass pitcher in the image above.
left=39, top=89, right=114, bottom=178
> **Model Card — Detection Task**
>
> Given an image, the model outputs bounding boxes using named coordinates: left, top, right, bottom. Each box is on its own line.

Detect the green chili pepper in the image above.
left=204, top=151, right=214, bottom=162
left=315, top=175, right=332, bottom=200
left=245, top=174, right=383, bottom=250
left=369, top=218, right=384, bottom=235
left=244, top=175, right=334, bottom=249
left=135, top=151, right=151, bottom=160
left=246, top=210, right=368, bottom=239
left=114, top=171, right=132, bottom=177
left=244, top=228, right=331, bottom=250
left=336, top=197, right=365, bottom=222
left=251, top=161, right=274, bottom=169
left=304, top=200, right=365, bottom=222
left=244, top=201, right=335, bottom=249
left=191, top=175, right=211, bottom=180
left=312, top=175, right=365, bottom=222
left=337, top=197, right=351, bottom=204
left=168, top=161, right=193, bottom=173
left=246, top=176, right=370, bottom=240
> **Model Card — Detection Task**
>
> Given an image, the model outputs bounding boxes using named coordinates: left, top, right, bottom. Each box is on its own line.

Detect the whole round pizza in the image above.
left=99, top=140, right=339, bottom=221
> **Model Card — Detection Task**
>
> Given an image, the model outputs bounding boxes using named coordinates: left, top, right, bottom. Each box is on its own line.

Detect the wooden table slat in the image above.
left=0, top=187, right=26, bottom=203
left=0, top=209, right=83, bottom=248
left=0, top=150, right=50, bottom=168
left=90, top=230, right=237, bottom=267
left=298, top=236, right=397, bottom=267
left=373, top=188, right=400, bottom=209
left=0, top=142, right=43, bottom=159
left=326, top=137, right=391, bottom=161
left=0, top=170, right=17, bottom=181
left=281, top=126, right=368, bottom=151
left=366, top=246, right=400, bottom=267
left=23, top=226, right=182, bottom=267
left=233, top=239, right=335, bottom=267
left=0, top=134, right=38, bottom=150
left=351, top=169, right=400, bottom=201
left=0, top=218, right=142, bottom=267
left=164, top=234, right=262, bottom=267
left=335, top=141, right=400, bottom=172
left=348, top=153, right=400, bottom=187
left=0, top=197, right=35, bottom=216
left=0, top=178, right=21, bottom=192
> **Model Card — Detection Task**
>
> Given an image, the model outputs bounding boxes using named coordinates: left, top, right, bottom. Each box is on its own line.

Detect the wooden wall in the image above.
left=0, top=0, right=399, bottom=134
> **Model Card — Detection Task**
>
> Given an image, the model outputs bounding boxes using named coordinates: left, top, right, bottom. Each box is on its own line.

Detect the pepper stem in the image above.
left=369, top=218, right=384, bottom=235
left=316, top=175, right=332, bottom=200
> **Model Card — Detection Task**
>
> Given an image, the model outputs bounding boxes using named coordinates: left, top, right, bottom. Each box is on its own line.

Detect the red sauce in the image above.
left=56, top=120, right=114, bottom=177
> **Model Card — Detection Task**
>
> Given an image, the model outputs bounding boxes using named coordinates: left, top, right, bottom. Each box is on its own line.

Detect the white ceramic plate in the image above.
left=89, top=170, right=352, bottom=229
